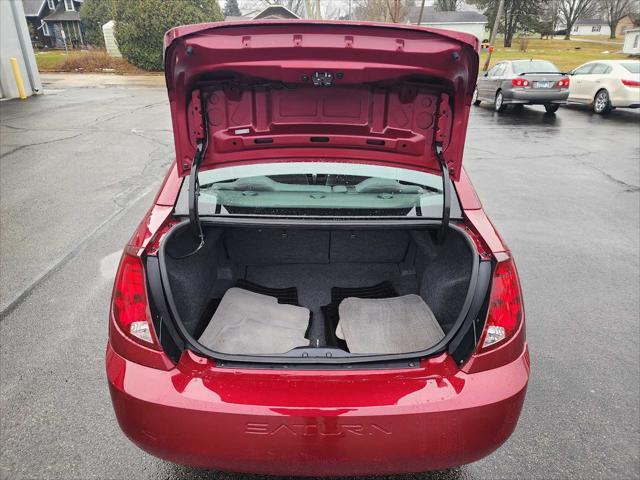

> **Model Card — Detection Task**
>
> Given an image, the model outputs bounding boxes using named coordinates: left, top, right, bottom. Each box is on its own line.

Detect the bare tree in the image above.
left=354, top=0, right=408, bottom=22
left=599, top=0, right=631, bottom=38
left=434, top=0, right=462, bottom=11
left=559, top=0, right=596, bottom=39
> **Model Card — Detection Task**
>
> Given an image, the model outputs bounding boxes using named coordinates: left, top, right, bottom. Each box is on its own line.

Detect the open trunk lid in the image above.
left=163, top=20, right=479, bottom=181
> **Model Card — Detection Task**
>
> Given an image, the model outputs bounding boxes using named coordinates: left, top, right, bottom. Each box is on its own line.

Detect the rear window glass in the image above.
left=621, top=63, right=639, bottom=73
left=175, top=162, right=462, bottom=219
left=512, top=61, right=559, bottom=74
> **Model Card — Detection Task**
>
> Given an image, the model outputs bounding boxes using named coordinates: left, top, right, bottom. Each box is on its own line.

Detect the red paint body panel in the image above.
left=107, top=342, right=528, bottom=475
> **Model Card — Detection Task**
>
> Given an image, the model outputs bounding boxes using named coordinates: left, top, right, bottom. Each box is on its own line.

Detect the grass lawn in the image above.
left=480, top=37, right=629, bottom=73
left=35, top=51, right=70, bottom=70
left=35, top=49, right=146, bottom=74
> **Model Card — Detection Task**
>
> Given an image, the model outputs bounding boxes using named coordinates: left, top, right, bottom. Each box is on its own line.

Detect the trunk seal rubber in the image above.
left=157, top=218, right=479, bottom=365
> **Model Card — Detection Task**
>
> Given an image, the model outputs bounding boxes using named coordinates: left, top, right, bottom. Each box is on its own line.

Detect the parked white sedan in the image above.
left=568, top=60, right=640, bottom=114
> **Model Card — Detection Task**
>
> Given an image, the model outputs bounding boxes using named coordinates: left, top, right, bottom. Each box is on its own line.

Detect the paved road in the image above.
left=1, top=74, right=639, bottom=480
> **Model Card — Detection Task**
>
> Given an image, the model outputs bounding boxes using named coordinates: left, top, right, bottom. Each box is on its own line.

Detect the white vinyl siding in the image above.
left=571, top=24, right=611, bottom=36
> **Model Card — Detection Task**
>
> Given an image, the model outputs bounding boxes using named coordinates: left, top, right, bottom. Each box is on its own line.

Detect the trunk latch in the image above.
left=312, top=72, right=334, bottom=86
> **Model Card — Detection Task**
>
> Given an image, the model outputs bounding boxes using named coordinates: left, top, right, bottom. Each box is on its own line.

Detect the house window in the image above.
left=41, top=20, right=50, bottom=36
left=573, top=25, right=579, bottom=32
left=64, top=0, right=74, bottom=11
left=592, top=25, right=601, bottom=32
left=47, top=0, right=55, bottom=9
left=634, top=34, right=639, bottom=48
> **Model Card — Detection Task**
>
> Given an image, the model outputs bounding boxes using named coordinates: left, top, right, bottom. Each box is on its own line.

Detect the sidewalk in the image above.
left=41, top=72, right=165, bottom=90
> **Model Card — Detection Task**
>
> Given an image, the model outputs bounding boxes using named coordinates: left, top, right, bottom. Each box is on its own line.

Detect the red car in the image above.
left=107, top=20, right=529, bottom=475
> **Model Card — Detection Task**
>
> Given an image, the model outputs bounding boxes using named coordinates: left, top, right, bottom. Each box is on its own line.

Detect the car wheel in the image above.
left=544, top=104, right=560, bottom=114
left=593, top=89, right=612, bottom=114
left=472, top=87, right=481, bottom=106
left=494, top=91, right=507, bottom=112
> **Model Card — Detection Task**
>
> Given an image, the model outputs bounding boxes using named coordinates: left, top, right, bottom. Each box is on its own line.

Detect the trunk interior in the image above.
left=158, top=223, right=478, bottom=360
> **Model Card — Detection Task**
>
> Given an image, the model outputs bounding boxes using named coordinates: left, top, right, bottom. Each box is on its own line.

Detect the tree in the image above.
left=224, top=0, right=242, bottom=17
left=353, top=0, right=409, bottom=22
left=80, top=0, right=115, bottom=48
left=434, top=0, right=461, bottom=11
left=558, top=0, right=596, bottom=39
left=471, top=0, right=546, bottom=47
left=113, top=0, right=223, bottom=71
left=599, top=0, right=631, bottom=38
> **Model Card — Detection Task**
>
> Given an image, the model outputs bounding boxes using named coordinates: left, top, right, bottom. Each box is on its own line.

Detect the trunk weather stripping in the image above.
left=177, top=90, right=209, bottom=259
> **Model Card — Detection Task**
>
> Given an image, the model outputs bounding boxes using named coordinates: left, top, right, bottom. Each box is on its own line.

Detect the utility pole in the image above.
left=482, top=0, right=505, bottom=71
left=417, top=0, right=426, bottom=25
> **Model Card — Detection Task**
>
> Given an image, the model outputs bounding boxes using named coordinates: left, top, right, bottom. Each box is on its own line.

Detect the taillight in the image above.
left=112, top=251, right=159, bottom=349
left=479, top=257, right=523, bottom=352
left=511, top=78, right=529, bottom=87
left=557, top=77, right=570, bottom=88
left=621, top=79, right=640, bottom=87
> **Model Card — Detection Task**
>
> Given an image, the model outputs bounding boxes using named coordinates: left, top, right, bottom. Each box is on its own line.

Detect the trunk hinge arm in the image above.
left=435, top=141, right=451, bottom=244
left=434, top=93, right=451, bottom=244
left=180, top=90, right=209, bottom=258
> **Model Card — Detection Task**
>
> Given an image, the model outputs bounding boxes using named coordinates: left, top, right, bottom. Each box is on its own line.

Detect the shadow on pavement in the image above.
left=163, top=465, right=471, bottom=480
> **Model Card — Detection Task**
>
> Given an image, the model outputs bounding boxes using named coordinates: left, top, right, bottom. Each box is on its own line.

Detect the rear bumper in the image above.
left=107, top=344, right=529, bottom=475
left=504, top=89, right=569, bottom=104
left=610, top=86, right=640, bottom=107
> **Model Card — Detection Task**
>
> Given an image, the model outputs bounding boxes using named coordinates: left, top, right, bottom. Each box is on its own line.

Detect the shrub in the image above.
left=80, top=0, right=115, bottom=48
left=60, top=51, right=141, bottom=73
left=113, top=0, right=223, bottom=71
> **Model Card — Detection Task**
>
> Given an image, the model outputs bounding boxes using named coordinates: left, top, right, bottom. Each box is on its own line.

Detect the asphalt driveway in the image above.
left=1, top=74, right=638, bottom=480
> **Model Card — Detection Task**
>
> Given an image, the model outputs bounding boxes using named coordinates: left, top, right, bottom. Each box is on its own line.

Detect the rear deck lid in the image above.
left=164, top=21, right=479, bottom=180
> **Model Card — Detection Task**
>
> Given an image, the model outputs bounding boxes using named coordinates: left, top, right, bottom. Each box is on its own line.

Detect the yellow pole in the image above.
left=10, top=58, right=27, bottom=100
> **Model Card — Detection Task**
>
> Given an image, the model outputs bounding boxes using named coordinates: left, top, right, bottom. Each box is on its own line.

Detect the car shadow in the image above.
left=471, top=104, right=561, bottom=127
left=164, top=465, right=470, bottom=480
left=563, top=104, right=640, bottom=125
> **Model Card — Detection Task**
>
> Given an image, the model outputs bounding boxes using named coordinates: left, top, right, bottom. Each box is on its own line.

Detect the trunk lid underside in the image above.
left=164, top=21, right=479, bottom=180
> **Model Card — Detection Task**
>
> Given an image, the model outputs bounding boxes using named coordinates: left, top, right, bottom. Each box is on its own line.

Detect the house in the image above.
left=570, top=18, right=611, bottom=36
left=406, top=6, right=488, bottom=42
left=224, top=5, right=300, bottom=22
left=22, top=0, right=84, bottom=49
left=623, top=27, right=640, bottom=55
left=616, top=14, right=640, bottom=37
left=251, top=6, right=300, bottom=20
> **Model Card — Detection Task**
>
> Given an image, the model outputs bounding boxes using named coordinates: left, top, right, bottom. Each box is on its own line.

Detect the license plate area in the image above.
left=533, top=81, right=552, bottom=89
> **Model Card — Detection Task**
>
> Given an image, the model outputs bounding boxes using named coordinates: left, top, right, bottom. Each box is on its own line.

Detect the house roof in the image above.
left=575, top=18, right=608, bottom=25
left=224, top=15, right=250, bottom=22
left=44, top=1, right=80, bottom=22
left=407, top=6, right=487, bottom=25
left=22, top=0, right=45, bottom=17
left=252, top=5, right=299, bottom=20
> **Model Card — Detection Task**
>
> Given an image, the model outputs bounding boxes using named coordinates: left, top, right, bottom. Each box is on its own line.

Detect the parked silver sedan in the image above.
left=473, top=60, right=570, bottom=113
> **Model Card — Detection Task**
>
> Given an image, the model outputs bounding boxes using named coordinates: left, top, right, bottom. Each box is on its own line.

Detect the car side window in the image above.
left=490, top=64, right=505, bottom=77
left=590, top=63, right=612, bottom=74
left=487, top=64, right=500, bottom=77
left=573, top=64, right=594, bottom=75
